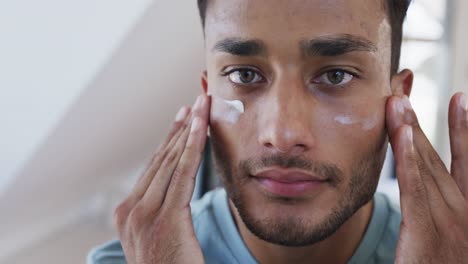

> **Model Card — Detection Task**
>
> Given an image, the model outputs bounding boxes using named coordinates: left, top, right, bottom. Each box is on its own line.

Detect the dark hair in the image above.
left=197, top=0, right=411, bottom=75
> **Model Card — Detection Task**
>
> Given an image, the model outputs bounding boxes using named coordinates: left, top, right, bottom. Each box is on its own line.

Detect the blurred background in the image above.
left=0, top=0, right=467, bottom=263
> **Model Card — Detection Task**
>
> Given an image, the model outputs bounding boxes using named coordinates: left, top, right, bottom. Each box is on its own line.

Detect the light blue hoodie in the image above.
left=87, top=188, right=401, bottom=264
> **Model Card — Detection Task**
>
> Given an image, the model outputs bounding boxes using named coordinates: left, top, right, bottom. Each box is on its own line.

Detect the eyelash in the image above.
left=221, top=67, right=266, bottom=86
left=221, top=67, right=359, bottom=88
left=312, top=69, right=359, bottom=88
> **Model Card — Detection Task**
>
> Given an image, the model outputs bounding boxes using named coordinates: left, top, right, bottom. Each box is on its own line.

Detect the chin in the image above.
left=229, top=183, right=348, bottom=246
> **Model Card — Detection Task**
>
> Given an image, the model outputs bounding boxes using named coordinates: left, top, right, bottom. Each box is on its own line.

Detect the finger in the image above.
left=165, top=94, right=211, bottom=209
left=449, top=92, right=468, bottom=199
left=387, top=97, right=454, bottom=227
left=153, top=107, right=192, bottom=160
left=114, top=107, right=191, bottom=227
left=126, top=107, right=191, bottom=207
left=139, top=98, right=204, bottom=213
left=387, top=96, right=448, bottom=176
left=393, top=125, right=434, bottom=229
left=387, top=95, right=462, bottom=208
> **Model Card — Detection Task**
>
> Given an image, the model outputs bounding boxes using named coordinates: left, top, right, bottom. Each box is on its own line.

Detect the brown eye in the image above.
left=327, top=70, right=346, bottom=84
left=228, top=69, right=263, bottom=84
left=313, top=69, right=354, bottom=87
left=239, top=70, right=255, bottom=83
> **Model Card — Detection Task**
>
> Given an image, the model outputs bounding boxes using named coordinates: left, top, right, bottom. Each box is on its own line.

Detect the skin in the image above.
left=113, top=0, right=468, bottom=263
left=203, top=0, right=400, bottom=262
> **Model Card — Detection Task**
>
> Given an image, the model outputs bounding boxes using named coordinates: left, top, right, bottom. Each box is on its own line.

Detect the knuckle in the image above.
left=409, top=180, right=426, bottom=199
left=127, top=203, right=147, bottom=228
left=151, top=214, right=169, bottom=235
left=173, top=118, right=187, bottom=129
left=426, top=151, right=446, bottom=172
left=416, top=158, right=430, bottom=176
left=151, top=151, right=163, bottom=164
left=172, top=164, right=187, bottom=183
left=403, top=154, right=419, bottom=176
left=114, top=200, right=131, bottom=229
left=162, top=137, right=177, bottom=153
left=142, top=155, right=163, bottom=177
left=184, top=140, right=198, bottom=154
left=430, top=154, right=444, bottom=170
left=165, top=149, right=179, bottom=164
left=151, top=147, right=166, bottom=165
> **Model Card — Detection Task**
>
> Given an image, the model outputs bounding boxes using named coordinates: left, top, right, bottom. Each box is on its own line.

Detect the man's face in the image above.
left=204, top=0, right=394, bottom=246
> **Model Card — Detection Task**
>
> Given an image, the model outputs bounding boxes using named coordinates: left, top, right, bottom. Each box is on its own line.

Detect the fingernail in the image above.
left=191, top=117, right=202, bottom=133
left=401, top=96, right=414, bottom=124
left=395, top=98, right=404, bottom=114
left=402, top=95, right=413, bottom=111
left=460, top=93, right=468, bottom=127
left=460, top=93, right=467, bottom=112
left=175, top=107, right=187, bottom=122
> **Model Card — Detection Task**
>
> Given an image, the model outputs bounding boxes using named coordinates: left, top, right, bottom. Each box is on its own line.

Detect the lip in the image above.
left=252, top=168, right=327, bottom=198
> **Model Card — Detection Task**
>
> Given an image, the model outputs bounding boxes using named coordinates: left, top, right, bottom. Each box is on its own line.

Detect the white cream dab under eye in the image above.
left=334, top=115, right=353, bottom=125
left=223, top=99, right=244, bottom=113
left=334, top=113, right=378, bottom=131
left=209, top=95, right=245, bottom=124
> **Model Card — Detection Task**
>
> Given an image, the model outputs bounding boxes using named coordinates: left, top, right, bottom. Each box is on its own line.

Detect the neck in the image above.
left=229, top=199, right=374, bottom=264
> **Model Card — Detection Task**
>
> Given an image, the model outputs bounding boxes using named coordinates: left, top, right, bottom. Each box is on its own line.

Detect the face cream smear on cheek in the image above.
left=209, top=95, right=245, bottom=124
left=334, top=113, right=378, bottom=131
left=361, top=113, right=379, bottom=131
left=334, top=115, right=354, bottom=125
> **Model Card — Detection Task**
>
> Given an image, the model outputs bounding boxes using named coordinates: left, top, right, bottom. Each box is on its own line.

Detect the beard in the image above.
left=209, top=133, right=388, bottom=247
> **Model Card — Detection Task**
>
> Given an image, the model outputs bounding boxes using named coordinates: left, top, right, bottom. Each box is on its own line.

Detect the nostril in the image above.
left=294, top=144, right=308, bottom=152
left=297, top=144, right=307, bottom=149
left=262, top=140, right=309, bottom=153
left=264, top=142, right=286, bottom=152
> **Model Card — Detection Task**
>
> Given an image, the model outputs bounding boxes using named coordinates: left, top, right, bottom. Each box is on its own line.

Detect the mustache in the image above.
left=239, top=154, right=343, bottom=185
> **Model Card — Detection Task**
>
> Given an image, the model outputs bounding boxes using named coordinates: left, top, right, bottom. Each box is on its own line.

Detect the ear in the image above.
left=201, top=70, right=209, bottom=94
left=201, top=70, right=211, bottom=136
left=390, top=69, right=413, bottom=98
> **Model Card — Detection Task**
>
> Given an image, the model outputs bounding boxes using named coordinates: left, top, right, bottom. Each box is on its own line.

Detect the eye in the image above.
left=314, top=70, right=354, bottom=86
left=227, top=69, right=264, bottom=84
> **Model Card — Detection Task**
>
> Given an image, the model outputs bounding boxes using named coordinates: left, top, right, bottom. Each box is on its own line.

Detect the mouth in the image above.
left=251, top=167, right=329, bottom=198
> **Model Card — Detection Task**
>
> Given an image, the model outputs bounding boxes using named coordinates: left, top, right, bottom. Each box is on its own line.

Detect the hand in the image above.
left=114, top=94, right=210, bottom=264
left=387, top=92, right=468, bottom=263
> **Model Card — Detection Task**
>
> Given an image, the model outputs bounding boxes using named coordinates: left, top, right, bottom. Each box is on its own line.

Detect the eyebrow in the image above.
left=301, top=34, right=377, bottom=57
left=212, top=38, right=267, bottom=57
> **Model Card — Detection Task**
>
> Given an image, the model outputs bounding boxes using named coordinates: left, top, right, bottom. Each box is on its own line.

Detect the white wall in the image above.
left=0, top=0, right=153, bottom=193
left=0, top=0, right=204, bottom=262
left=439, top=0, right=468, bottom=164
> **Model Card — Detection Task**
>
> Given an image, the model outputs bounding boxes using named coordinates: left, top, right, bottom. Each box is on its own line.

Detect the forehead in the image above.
left=205, top=0, right=391, bottom=54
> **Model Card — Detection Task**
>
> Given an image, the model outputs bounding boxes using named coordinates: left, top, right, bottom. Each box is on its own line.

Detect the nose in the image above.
left=258, top=80, right=316, bottom=155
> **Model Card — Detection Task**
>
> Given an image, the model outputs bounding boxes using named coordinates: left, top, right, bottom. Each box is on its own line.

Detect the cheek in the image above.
left=314, top=100, right=387, bottom=169
left=333, top=111, right=380, bottom=131
left=209, top=95, right=256, bottom=162
left=210, top=96, right=244, bottom=124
